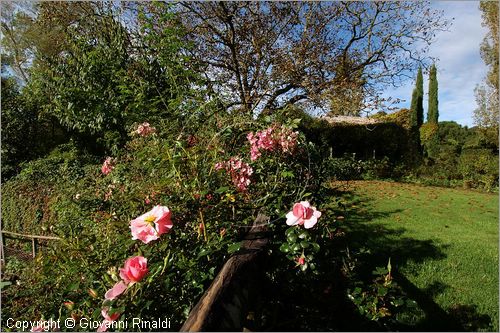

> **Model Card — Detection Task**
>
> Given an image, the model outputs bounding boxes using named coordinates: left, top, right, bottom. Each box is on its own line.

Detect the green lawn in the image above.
left=338, top=180, right=499, bottom=331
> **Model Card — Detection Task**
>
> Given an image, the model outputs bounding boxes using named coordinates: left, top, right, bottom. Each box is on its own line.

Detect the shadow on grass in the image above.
left=393, top=273, right=493, bottom=331
left=338, top=188, right=494, bottom=331
left=251, top=187, right=493, bottom=331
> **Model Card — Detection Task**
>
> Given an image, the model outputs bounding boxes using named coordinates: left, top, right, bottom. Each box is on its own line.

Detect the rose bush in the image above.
left=1, top=109, right=337, bottom=331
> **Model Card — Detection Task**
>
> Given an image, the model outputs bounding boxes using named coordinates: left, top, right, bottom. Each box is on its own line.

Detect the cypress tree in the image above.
left=410, top=67, right=424, bottom=128
left=428, top=64, right=439, bottom=124
left=416, top=67, right=424, bottom=126
left=410, top=87, right=419, bottom=128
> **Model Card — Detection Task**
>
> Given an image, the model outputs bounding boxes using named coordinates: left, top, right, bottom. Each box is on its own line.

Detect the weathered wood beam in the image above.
left=0, top=230, right=61, bottom=241
left=181, top=214, right=269, bottom=332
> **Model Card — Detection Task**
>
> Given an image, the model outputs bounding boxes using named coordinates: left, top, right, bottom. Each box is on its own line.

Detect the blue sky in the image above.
left=382, top=1, right=489, bottom=127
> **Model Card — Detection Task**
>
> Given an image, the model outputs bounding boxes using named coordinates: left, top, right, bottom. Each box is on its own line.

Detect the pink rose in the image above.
left=135, top=122, right=156, bottom=137
left=97, top=307, right=122, bottom=331
left=119, top=256, right=148, bottom=284
left=285, top=201, right=321, bottom=229
left=97, top=323, right=108, bottom=333
left=31, top=325, right=44, bottom=332
left=101, top=157, right=114, bottom=175
left=130, top=206, right=173, bottom=244
left=297, top=257, right=306, bottom=265
left=104, top=256, right=148, bottom=301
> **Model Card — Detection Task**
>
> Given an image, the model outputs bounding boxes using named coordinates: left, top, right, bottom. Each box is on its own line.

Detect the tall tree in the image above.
left=410, top=87, right=419, bottom=128
left=0, top=1, right=37, bottom=83
left=178, top=1, right=449, bottom=115
left=473, top=1, right=498, bottom=147
left=410, top=67, right=424, bottom=128
left=427, top=64, right=439, bottom=124
left=3, top=2, right=201, bottom=154
left=416, top=67, right=424, bottom=126
left=479, top=1, right=499, bottom=93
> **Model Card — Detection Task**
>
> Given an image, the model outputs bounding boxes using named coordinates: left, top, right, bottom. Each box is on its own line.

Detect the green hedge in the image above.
left=278, top=107, right=420, bottom=167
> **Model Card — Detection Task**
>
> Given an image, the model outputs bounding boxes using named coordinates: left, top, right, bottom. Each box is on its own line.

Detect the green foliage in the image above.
left=279, top=227, right=321, bottom=272
left=416, top=67, right=424, bottom=127
left=1, top=142, right=97, bottom=237
left=1, top=77, right=67, bottom=179
left=373, top=108, right=413, bottom=130
left=459, top=148, right=499, bottom=191
left=410, top=67, right=424, bottom=128
left=416, top=121, right=498, bottom=191
left=348, top=259, right=416, bottom=326
left=290, top=108, right=418, bottom=167
left=427, top=64, right=439, bottom=124
left=25, top=4, right=200, bottom=154
left=323, top=155, right=406, bottom=181
left=474, top=2, right=499, bottom=147
left=1, top=111, right=329, bottom=330
left=410, top=88, right=419, bottom=128
left=324, top=155, right=364, bottom=181
left=419, top=122, right=439, bottom=144
left=361, top=157, right=401, bottom=180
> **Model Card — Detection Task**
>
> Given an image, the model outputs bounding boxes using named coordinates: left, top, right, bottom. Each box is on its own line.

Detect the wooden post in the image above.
left=0, top=231, right=4, bottom=267
left=181, top=214, right=269, bottom=332
left=0, top=230, right=60, bottom=261
left=32, top=237, right=36, bottom=258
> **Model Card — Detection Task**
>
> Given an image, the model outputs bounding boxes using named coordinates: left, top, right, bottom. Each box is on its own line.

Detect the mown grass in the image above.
left=337, top=180, right=498, bottom=331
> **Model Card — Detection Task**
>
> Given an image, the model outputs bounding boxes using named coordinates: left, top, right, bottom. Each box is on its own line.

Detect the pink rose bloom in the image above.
left=285, top=201, right=322, bottom=229
left=297, top=257, right=306, bottom=265
left=104, top=256, right=149, bottom=301
left=130, top=205, right=173, bottom=244
left=101, top=157, right=114, bottom=175
left=119, top=256, right=148, bottom=284
left=97, top=307, right=122, bottom=331
left=31, top=325, right=44, bottom=332
left=215, top=157, right=253, bottom=191
left=102, top=308, right=121, bottom=322
left=97, top=323, right=108, bottom=333
left=135, top=122, right=156, bottom=137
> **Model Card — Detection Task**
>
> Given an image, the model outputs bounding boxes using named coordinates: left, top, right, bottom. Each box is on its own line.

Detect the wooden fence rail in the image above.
left=181, top=214, right=270, bottom=332
left=0, top=230, right=61, bottom=264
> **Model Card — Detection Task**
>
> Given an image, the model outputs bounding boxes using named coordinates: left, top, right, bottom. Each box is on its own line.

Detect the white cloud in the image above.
left=382, top=1, right=489, bottom=127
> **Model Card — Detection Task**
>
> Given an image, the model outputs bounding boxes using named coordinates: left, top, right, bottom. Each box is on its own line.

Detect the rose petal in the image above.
left=104, top=281, right=127, bottom=300
left=304, top=216, right=318, bottom=229
left=97, top=321, right=109, bottom=332
left=286, top=211, right=299, bottom=226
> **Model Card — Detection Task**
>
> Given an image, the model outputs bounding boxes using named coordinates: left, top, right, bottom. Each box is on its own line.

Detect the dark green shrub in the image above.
left=324, top=155, right=364, bottom=181
left=459, top=149, right=499, bottom=191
